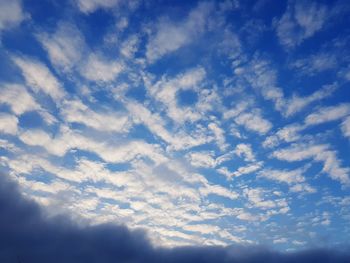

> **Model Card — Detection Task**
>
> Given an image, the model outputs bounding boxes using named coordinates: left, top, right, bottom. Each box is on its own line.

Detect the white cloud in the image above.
left=76, top=0, right=120, bottom=14
left=187, top=151, right=216, bottom=168
left=0, top=139, right=19, bottom=152
left=0, top=0, right=25, bottom=33
left=258, top=166, right=316, bottom=194
left=272, top=143, right=350, bottom=185
left=125, top=99, right=210, bottom=151
left=18, top=127, right=167, bottom=164
left=259, top=168, right=306, bottom=184
left=208, top=122, right=227, bottom=151
left=0, top=83, right=39, bottom=115
left=264, top=102, right=349, bottom=149
left=304, top=103, right=350, bottom=126
left=37, top=22, right=86, bottom=71
left=234, top=143, right=255, bottom=162
left=16, top=176, right=71, bottom=194
left=187, top=151, right=236, bottom=169
left=262, top=124, right=304, bottom=148
left=199, top=183, right=238, bottom=201
left=273, top=237, right=288, bottom=244
left=80, top=53, right=123, bottom=82
left=12, top=56, right=65, bottom=101
left=182, top=224, right=220, bottom=235
left=149, top=67, right=205, bottom=124
left=275, top=0, right=328, bottom=48
left=60, top=99, right=130, bottom=133
left=240, top=57, right=284, bottom=113
left=120, top=34, right=139, bottom=58
left=218, top=162, right=263, bottom=180
left=240, top=57, right=336, bottom=117
left=234, top=111, right=272, bottom=134
left=243, top=188, right=289, bottom=212
left=0, top=83, right=56, bottom=125
left=233, top=162, right=262, bottom=178
left=284, top=83, right=336, bottom=117
left=289, top=183, right=316, bottom=194
left=223, top=101, right=249, bottom=120
left=341, top=116, right=350, bottom=139
left=0, top=113, right=18, bottom=135
left=146, top=2, right=213, bottom=62
left=290, top=52, right=337, bottom=76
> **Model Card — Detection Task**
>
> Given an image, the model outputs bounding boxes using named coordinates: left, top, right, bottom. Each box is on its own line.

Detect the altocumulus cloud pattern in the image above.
left=0, top=0, right=350, bottom=259
left=1, top=175, right=350, bottom=262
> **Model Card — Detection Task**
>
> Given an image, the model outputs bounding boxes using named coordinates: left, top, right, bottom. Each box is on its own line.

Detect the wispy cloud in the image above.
left=304, top=103, right=350, bottom=126
left=146, top=2, right=214, bottom=63
left=275, top=0, right=329, bottom=48
left=272, top=143, right=350, bottom=186
left=12, top=56, right=65, bottom=101
left=37, top=22, right=86, bottom=72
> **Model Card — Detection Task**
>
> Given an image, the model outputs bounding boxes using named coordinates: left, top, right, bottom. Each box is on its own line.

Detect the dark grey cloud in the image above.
left=0, top=174, right=349, bottom=263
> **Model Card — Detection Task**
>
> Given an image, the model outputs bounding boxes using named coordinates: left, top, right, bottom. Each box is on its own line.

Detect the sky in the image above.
left=0, top=0, right=350, bottom=255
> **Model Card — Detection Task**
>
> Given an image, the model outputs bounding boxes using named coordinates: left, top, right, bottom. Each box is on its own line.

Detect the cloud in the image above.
left=60, top=99, right=131, bottom=133
left=234, top=111, right=272, bottom=135
left=234, top=143, right=255, bottom=162
left=149, top=67, right=206, bottom=124
left=239, top=57, right=336, bottom=117
left=275, top=0, right=329, bottom=48
left=259, top=167, right=305, bottom=184
left=3, top=153, right=254, bottom=246
left=284, top=83, right=336, bottom=117
left=76, top=0, right=121, bottom=14
left=120, top=34, right=140, bottom=58
left=263, top=102, right=350, bottom=149
left=243, top=187, right=289, bottom=213
left=341, top=116, right=350, bottom=139
left=12, top=56, right=65, bottom=101
left=37, top=21, right=125, bottom=85
left=186, top=151, right=216, bottom=168
left=208, top=122, right=228, bottom=151
left=124, top=99, right=210, bottom=151
left=79, top=53, right=124, bottom=82
left=0, top=83, right=56, bottom=124
left=290, top=52, right=337, bottom=76
left=146, top=2, right=213, bottom=62
left=37, top=22, right=86, bottom=71
left=219, top=162, right=263, bottom=180
left=262, top=123, right=304, bottom=148
left=18, top=127, right=166, bottom=164
left=0, top=83, right=40, bottom=115
left=0, top=113, right=18, bottom=135
left=258, top=167, right=316, bottom=194
left=304, top=103, right=350, bottom=126
left=272, top=143, right=350, bottom=186
left=0, top=0, right=25, bottom=33
left=1, top=174, right=350, bottom=262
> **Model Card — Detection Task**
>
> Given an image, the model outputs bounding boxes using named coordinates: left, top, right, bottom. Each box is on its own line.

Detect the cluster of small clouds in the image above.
left=2, top=174, right=350, bottom=263
left=0, top=0, right=349, bottom=250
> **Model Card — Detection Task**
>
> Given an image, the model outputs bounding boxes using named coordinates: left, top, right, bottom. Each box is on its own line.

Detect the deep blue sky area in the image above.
left=0, top=0, right=350, bottom=259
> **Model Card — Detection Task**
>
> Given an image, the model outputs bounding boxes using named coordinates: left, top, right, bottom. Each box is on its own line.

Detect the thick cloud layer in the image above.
left=0, top=174, right=349, bottom=263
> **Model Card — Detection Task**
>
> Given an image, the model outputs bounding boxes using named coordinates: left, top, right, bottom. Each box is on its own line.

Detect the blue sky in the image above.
left=0, top=0, right=350, bottom=251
